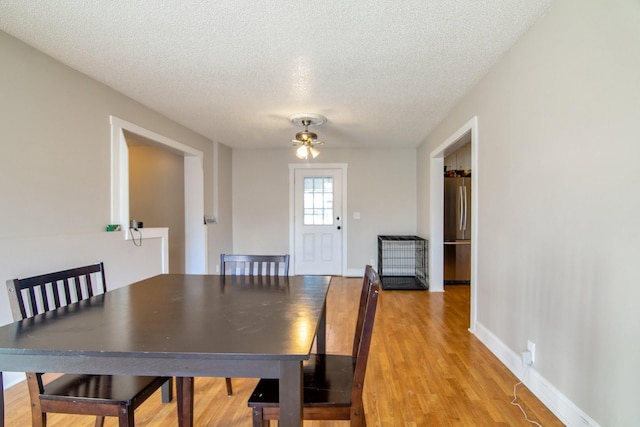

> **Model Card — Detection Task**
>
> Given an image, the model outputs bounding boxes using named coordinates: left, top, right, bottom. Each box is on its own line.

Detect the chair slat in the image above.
left=29, top=287, right=40, bottom=316
left=51, top=281, right=62, bottom=309
left=85, top=273, right=94, bottom=297
left=73, top=276, right=83, bottom=301
left=17, top=288, right=28, bottom=319
left=61, top=278, right=71, bottom=306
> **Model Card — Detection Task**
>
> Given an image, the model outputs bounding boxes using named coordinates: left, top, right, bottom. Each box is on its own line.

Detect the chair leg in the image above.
left=94, top=415, right=105, bottom=427
left=26, top=373, right=45, bottom=427
left=30, top=407, right=46, bottom=427
left=350, top=406, right=366, bottom=427
left=250, top=406, right=268, bottom=427
left=31, top=410, right=46, bottom=427
left=225, top=377, right=233, bottom=396
left=117, top=406, right=134, bottom=427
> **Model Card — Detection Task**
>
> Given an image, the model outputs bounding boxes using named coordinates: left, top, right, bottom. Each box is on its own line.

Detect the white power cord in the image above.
left=510, top=365, right=543, bottom=427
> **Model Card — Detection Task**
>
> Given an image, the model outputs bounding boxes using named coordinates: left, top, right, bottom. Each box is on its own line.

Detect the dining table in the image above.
left=0, top=273, right=331, bottom=427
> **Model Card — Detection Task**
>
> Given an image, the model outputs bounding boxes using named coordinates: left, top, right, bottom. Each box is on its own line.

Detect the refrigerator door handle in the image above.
left=462, top=184, right=468, bottom=232
left=458, top=186, right=464, bottom=231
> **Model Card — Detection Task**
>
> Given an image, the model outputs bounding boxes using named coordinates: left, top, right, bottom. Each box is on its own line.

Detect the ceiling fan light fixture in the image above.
left=296, top=144, right=310, bottom=159
left=289, top=113, right=327, bottom=160
left=295, top=142, right=321, bottom=159
left=295, top=130, right=318, bottom=142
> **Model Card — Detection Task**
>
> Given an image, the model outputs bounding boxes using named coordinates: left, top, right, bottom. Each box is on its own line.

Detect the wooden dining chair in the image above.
left=219, top=253, right=290, bottom=396
left=247, top=265, right=381, bottom=427
left=220, top=254, right=290, bottom=277
left=5, top=263, right=174, bottom=427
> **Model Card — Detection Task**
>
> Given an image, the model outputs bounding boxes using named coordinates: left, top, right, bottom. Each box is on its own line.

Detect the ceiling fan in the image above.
left=289, top=114, right=326, bottom=159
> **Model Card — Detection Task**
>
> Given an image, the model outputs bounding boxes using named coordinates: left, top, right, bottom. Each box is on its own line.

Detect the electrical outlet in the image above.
left=527, top=340, right=536, bottom=363
left=215, top=264, right=220, bottom=273
left=522, top=350, right=533, bottom=366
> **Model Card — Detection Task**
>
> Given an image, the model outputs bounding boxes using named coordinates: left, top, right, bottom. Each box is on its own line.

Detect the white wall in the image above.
left=417, top=0, right=640, bottom=425
left=232, top=148, right=417, bottom=274
left=0, top=31, right=222, bottom=387
left=207, top=142, right=234, bottom=271
left=0, top=32, right=214, bottom=238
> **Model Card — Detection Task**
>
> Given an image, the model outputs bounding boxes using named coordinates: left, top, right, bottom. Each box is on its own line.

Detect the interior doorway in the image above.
left=128, top=135, right=185, bottom=273
left=110, top=116, right=207, bottom=274
left=443, top=143, right=472, bottom=284
left=429, top=117, right=478, bottom=332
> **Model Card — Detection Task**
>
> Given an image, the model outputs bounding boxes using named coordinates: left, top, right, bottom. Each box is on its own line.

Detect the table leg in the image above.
left=176, top=377, right=194, bottom=427
left=161, top=377, right=174, bottom=402
left=316, top=301, right=327, bottom=354
left=279, top=360, right=303, bottom=427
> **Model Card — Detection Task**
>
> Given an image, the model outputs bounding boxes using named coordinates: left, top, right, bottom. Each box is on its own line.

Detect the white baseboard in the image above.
left=474, top=322, right=600, bottom=427
left=345, top=268, right=365, bottom=277
left=2, top=372, right=24, bottom=390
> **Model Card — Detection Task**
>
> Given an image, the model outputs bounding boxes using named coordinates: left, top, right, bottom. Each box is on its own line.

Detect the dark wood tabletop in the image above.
left=0, top=273, right=331, bottom=427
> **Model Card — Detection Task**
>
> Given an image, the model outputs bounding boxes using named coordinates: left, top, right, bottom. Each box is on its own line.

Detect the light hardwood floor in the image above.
left=3, top=276, right=563, bottom=426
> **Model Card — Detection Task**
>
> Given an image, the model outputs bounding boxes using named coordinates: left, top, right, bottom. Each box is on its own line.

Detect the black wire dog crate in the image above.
left=377, top=235, right=428, bottom=290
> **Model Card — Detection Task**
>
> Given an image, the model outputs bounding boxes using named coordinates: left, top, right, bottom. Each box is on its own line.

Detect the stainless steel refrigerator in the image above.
left=444, top=176, right=471, bottom=283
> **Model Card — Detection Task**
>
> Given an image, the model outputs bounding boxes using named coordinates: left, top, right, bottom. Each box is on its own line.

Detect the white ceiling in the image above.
left=0, top=1, right=552, bottom=149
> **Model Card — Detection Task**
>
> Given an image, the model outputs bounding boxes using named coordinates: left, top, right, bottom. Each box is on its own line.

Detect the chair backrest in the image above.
left=6, top=263, right=107, bottom=321
left=352, top=265, right=378, bottom=358
left=220, top=254, right=290, bottom=277
left=351, top=265, right=381, bottom=401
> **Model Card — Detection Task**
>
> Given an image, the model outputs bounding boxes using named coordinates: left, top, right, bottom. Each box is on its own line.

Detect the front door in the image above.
left=293, top=167, right=343, bottom=275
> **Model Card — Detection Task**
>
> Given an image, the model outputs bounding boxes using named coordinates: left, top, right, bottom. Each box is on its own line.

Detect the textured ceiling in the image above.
left=0, top=1, right=552, bottom=149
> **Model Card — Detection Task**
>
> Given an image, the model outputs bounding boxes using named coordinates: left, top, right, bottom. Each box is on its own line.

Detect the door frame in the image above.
left=110, top=116, right=207, bottom=274
left=289, top=163, right=348, bottom=276
left=429, top=116, right=478, bottom=332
